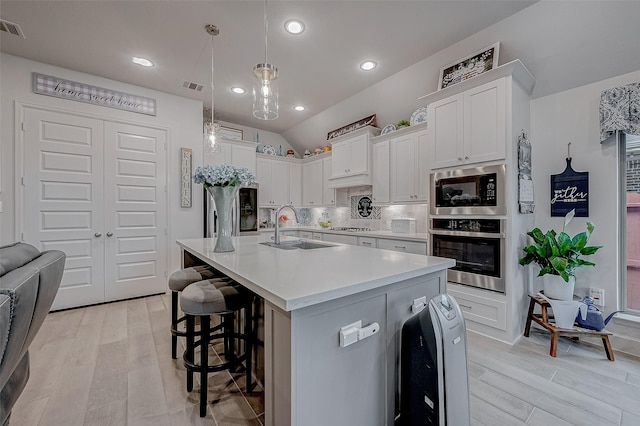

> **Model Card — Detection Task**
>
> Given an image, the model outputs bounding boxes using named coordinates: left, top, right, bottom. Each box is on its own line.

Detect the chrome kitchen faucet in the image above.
left=274, top=204, right=301, bottom=245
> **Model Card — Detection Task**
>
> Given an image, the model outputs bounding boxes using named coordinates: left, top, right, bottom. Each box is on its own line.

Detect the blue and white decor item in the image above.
left=550, top=143, right=589, bottom=217
left=194, top=164, right=256, bottom=252
left=600, top=82, right=640, bottom=142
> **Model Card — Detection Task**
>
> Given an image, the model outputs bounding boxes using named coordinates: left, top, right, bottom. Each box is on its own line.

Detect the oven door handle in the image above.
left=429, top=230, right=505, bottom=239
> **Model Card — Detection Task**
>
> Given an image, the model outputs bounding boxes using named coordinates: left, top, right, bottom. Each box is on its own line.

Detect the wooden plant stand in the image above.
left=524, top=294, right=615, bottom=361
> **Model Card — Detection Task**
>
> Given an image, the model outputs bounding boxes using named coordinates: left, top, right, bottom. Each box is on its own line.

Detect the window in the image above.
left=622, top=132, right=640, bottom=314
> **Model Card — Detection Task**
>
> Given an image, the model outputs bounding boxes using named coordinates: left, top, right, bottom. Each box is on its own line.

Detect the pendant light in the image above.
left=204, top=24, right=221, bottom=153
left=253, top=0, right=278, bottom=120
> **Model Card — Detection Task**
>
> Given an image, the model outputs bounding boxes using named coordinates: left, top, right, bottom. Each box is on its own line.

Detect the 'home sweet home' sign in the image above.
left=32, top=73, right=156, bottom=116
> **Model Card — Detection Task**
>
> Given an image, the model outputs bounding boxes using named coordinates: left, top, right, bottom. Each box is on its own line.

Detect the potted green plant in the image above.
left=396, top=119, right=410, bottom=129
left=518, top=210, right=602, bottom=300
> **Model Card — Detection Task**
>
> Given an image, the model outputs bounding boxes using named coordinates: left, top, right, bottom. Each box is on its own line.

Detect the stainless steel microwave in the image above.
left=430, top=164, right=506, bottom=216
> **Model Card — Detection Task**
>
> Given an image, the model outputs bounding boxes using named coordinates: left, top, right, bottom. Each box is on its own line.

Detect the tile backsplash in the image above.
left=260, top=203, right=428, bottom=233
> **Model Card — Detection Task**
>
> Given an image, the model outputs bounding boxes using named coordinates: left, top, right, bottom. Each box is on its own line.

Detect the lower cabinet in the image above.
left=322, top=233, right=358, bottom=245
left=447, top=283, right=507, bottom=331
left=377, top=238, right=427, bottom=255
left=264, top=271, right=446, bottom=426
left=357, top=236, right=377, bottom=248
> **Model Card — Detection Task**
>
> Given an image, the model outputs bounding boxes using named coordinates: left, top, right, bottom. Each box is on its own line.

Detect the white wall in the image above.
left=0, top=53, right=203, bottom=274
left=283, top=1, right=640, bottom=153
left=530, top=69, right=640, bottom=314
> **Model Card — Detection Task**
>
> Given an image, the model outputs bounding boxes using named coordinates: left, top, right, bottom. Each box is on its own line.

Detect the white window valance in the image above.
left=600, top=82, right=640, bottom=142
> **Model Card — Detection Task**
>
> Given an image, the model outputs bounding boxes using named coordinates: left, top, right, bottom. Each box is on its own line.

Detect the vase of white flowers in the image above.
left=193, top=164, right=256, bottom=252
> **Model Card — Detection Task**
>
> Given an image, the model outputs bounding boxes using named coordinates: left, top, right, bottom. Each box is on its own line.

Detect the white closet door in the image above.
left=22, top=107, right=106, bottom=310
left=103, top=122, right=167, bottom=301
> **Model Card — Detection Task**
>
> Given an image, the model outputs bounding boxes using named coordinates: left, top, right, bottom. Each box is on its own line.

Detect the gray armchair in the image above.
left=0, top=242, right=65, bottom=426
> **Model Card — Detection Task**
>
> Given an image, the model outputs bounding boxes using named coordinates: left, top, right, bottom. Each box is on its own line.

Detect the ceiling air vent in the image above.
left=0, top=19, right=26, bottom=38
left=182, top=81, right=204, bottom=92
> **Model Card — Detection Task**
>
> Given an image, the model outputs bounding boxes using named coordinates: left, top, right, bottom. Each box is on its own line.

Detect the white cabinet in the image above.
left=377, top=238, right=426, bottom=255
left=389, top=129, right=429, bottom=203
left=289, top=163, right=302, bottom=205
left=357, top=236, right=377, bottom=248
left=331, top=133, right=369, bottom=178
left=210, top=140, right=257, bottom=174
left=428, top=78, right=506, bottom=169
left=257, top=158, right=289, bottom=207
left=322, top=158, right=335, bottom=206
left=372, top=141, right=390, bottom=204
left=322, top=233, right=358, bottom=245
left=447, top=283, right=507, bottom=331
left=302, top=159, right=323, bottom=207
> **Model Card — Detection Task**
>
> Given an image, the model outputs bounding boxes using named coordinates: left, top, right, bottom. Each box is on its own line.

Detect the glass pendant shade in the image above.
left=252, top=63, right=279, bottom=120
left=203, top=120, right=221, bottom=154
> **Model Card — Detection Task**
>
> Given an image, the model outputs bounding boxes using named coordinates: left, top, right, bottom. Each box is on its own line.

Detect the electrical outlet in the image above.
left=589, top=288, right=605, bottom=307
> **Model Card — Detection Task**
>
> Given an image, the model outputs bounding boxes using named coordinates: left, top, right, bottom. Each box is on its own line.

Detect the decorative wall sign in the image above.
left=550, top=144, right=589, bottom=217
left=180, top=148, right=193, bottom=208
left=350, top=195, right=381, bottom=220
left=220, top=126, right=243, bottom=141
left=327, top=114, right=377, bottom=140
left=438, top=42, right=500, bottom=90
left=517, top=130, right=535, bottom=214
left=32, top=73, right=157, bottom=116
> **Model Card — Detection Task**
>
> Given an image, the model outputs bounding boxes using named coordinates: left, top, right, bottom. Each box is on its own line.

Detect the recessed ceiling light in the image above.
left=132, top=56, right=153, bottom=67
left=285, top=19, right=305, bottom=35
left=360, top=61, right=377, bottom=71
left=231, top=87, right=246, bottom=94
left=293, top=105, right=305, bottom=111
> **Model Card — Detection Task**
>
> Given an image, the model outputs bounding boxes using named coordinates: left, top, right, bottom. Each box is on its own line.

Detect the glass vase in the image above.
left=207, top=185, right=239, bottom=253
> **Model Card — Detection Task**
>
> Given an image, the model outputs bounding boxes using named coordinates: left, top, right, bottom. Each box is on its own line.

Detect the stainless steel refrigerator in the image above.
left=203, top=184, right=259, bottom=237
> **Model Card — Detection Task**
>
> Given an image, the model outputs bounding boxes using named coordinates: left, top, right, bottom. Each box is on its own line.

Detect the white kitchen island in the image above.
left=177, top=236, right=454, bottom=426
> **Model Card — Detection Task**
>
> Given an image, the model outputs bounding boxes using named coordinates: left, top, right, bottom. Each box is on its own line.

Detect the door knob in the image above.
left=106, top=232, right=113, bottom=237
left=94, top=233, right=102, bottom=237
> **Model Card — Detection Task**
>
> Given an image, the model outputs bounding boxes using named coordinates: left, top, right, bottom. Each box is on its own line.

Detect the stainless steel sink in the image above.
left=259, top=240, right=337, bottom=250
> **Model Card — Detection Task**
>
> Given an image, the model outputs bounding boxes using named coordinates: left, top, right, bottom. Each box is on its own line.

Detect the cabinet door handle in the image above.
left=459, top=303, right=472, bottom=309
left=458, top=157, right=463, bottom=161
left=464, top=156, right=469, bottom=160
left=94, top=233, right=102, bottom=238
left=394, top=245, right=406, bottom=250
left=362, top=241, right=372, bottom=246
left=106, top=232, right=113, bottom=237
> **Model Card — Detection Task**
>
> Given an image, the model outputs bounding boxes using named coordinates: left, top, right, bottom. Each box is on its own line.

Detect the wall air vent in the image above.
left=0, top=19, right=26, bottom=38
left=182, top=81, right=204, bottom=92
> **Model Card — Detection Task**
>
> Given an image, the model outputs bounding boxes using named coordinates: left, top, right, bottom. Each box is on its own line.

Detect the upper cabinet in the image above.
left=389, top=128, right=429, bottom=203
left=256, top=157, right=292, bottom=207
left=328, top=126, right=380, bottom=188
left=289, top=163, right=302, bottom=206
left=428, top=78, right=505, bottom=170
left=322, top=157, right=335, bottom=206
left=331, top=134, right=369, bottom=178
left=302, top=158, right=323, bottom=207
left=372, top=140, right=390, bottom=204
left=209, top=139, right=257, bottom=175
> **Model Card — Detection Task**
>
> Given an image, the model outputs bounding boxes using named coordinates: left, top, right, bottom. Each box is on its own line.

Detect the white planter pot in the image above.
left=542, top=275, right=575, bottom=300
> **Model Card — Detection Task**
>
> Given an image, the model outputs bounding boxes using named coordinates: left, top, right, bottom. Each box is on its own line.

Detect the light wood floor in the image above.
left=10, top=293, right=640, bottom=426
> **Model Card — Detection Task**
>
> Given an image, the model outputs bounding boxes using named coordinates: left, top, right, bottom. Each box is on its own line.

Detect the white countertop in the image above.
left=259, top=226, right=429, bottom=243
left=177, top=236, right=453, bottom=312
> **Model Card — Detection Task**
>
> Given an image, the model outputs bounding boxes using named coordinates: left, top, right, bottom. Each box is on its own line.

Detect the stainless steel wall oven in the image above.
left=430, top=218, right=505, bottom=293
